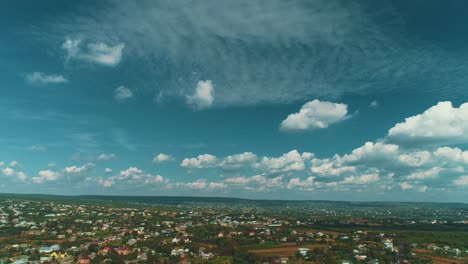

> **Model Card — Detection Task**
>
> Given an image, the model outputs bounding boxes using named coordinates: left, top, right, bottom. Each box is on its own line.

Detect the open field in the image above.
left=413, top=249, right=468, bottom=264
left=248, top=243, right=328, bottom=257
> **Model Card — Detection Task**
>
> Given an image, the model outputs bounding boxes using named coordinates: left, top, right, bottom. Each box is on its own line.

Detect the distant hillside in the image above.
left=0, top=192, right=466, bottom=210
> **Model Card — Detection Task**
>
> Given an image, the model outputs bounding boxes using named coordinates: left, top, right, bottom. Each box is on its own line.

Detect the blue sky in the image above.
left=1, top=0, right=468, bottom=202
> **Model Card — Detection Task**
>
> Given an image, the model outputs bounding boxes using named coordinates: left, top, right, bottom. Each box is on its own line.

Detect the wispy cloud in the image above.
left=112, top=129, right=136, bottom=151
left=62, top=37, right=124, bottom=67
left=47, top=0, right=465, bottom=106
left=26, top=72, right=68, bottom=84
left=26, top=145, right=47, bottom=152
left=114, top=86, right=133, bottom=101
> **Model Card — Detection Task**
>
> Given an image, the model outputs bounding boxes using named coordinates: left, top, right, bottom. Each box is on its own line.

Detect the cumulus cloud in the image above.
left=311, top=160, right=356, bottom=176
left=453, top=176, right=468, bottom=186
left=220, top=152, right=258, bottom=171
left=406, top=167, right=441, bottom=180
left=280, top=100, right=349, bottom=131
left=32, top=170, right=61, bottom=183
left=341, top=142, right=399, bottom=165
left=181, top=154, right=217, bottom=169
left=434, top=147, right=468, bottom=164
left=64, top=163, right=95, bottom=174
left=114, top=86, right=133, bottom=101
left=177, top=179, right=226, bottom=190
left=387, top=101, right=468, bottom=146
left=418, top=185, right=429, bottom=192
left=370, top=100, right=379, bottom=107
left=222, top=174, right=284, bottom=191
left=208, top=182, right=227, bottom=189
left=1, top=167, right=27, bottom=182
left=185, top=80, right=214, bottom=110
left=398, top=151, right=432, bottom=167
left=152, top=153, right=174, bottom=163
left=26, top=72, right=68, bottom=84
left=184, top=180, right=207, bottom=190
left=104, top=168, right=113, bottom=173
left=9, top=161, right=20, bottom=167
left=85, top=177, right=113, bottom=188
left=62, top=37, right=125, bottom=67
left=400, top=182, right=413, bottom=190
left=97, top=153, right=117, bottom=161
left=225, top=175, right=267, bottom=185
left=287, top=176, right=315, bottom=190
left=95, top=167, right=165, bottom=187
left=257, top=150, right=310, bottom=173
left=342, top=173, right=379, bottom=184
left=2, top=167, right=15, bottom=176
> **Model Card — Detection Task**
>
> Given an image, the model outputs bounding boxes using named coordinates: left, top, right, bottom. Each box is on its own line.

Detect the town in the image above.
left=0, top=195, right=467, bottom=264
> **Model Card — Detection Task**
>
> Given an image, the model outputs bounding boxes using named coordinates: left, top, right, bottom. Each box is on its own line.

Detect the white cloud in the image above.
left=400, top=182, right=413, bottom=190
left=53, top=1, right=455, bottom=107
left=280, top=99, right=349, bottom=131
left=287, top=176, right=315, bottom=190
left=62, top=37, right=125, bottom=67
left=16, top=172, right=27, bottom=182
left=48, top=162, right=56, bottom=167
left=387, top=101, right=468, bottom=146
left=341, top=142, right=399, bottom=165
left=26, top=72, right=68, bottom=84
left=208, top=182, right=227, bottom=189
left=184, top=180, right=207, bottom=190
left=434, top=147, right=468, bottom=164
left=97, top=178, right=113, bottom=187
left=152, top=153, right=174, bottom=163
left=0, top=161, right=4, bottom=167
left=398, top=151, right=431, bottom=167
left=85, top=177, right=113, bottom=187
left=2, top=167, right=14, bottom=176
left=114, top=86, right=133, bottom=101
left=418, top=185, right=428, bottom=192
left=109, top=167, right=165, bottom=185
left=257, top=150, right=307, bottom=173
left=181, top=154, right=217, bottom=169
left=181, top=179, right=229, bottom=190
left=220, top=152, right=258, bottom=171
left=27, top=145, right=47, bottom=152
left=311, top=160, right=356, bottom=176
left=33, top=170, right=61, bottom=183
left=1, top=167, right=27, bottom=182
left=185, top=80, right=214, bottom=110
left=370, top=100, right=379, bottom=107
left=86, top=167, right=167, bottom=188
left=188, top=181, right=227, bottom=190
left=222, top=175, right=283, bottom=191
left=9, top=161, right=20, bottom=167
left=406, top=167, right=441, bottom=180
left=118, top=167, right=143, bottom=178
left=342, top=173, right=379, bottom=184
left=97, top=153, right=117, bottom=161
left=224, top=175, right=267, bottom=185
left=453, top=176, right=468, bottom=186
left=64, top=163, right=95, bottom=174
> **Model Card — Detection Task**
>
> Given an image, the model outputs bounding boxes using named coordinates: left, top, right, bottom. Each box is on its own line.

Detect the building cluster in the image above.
left=0, top=198, right=466, bottom=263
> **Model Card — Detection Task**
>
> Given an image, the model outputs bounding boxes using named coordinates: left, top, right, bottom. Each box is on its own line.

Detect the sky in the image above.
left=1, top=0, right=468, bottom=202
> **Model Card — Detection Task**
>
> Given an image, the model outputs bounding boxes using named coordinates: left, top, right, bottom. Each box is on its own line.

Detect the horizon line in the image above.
left=0, top=192, right=466, bottom=205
